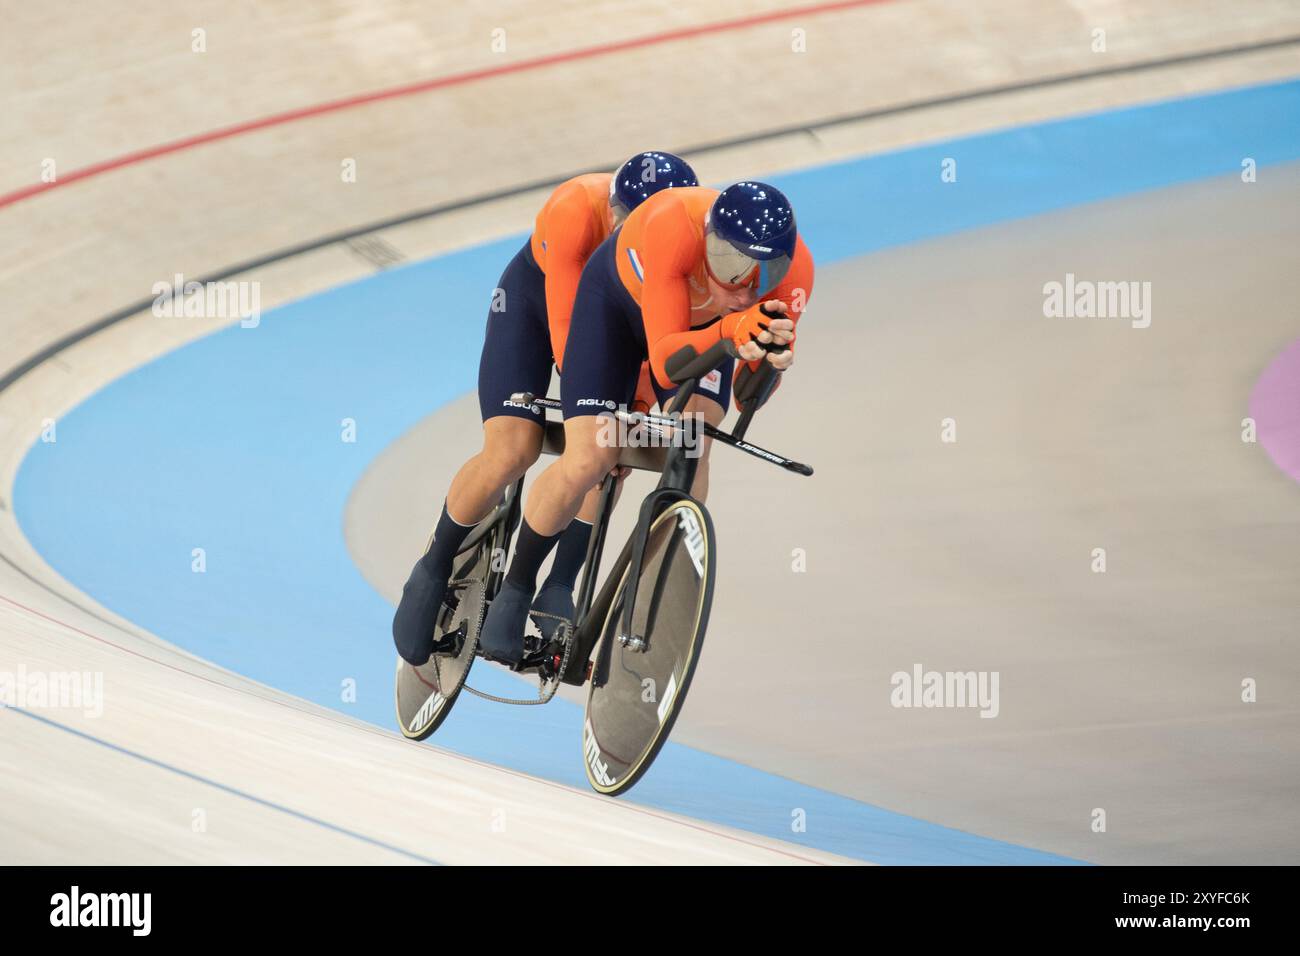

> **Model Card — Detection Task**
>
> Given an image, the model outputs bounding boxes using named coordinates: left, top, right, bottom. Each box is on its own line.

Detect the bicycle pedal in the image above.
left=431, top=620, right=467, bottom=657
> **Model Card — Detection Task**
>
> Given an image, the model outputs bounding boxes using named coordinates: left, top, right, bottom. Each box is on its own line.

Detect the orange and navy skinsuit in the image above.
left=478, top=173, right=656, bottom=421
left=560, top=186, right=814, bottom=419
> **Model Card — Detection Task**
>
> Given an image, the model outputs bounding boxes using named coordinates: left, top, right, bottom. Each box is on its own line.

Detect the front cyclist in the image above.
left=479, top=181, right=814, bottom=664
left=392, top=152, right=698, bottom=666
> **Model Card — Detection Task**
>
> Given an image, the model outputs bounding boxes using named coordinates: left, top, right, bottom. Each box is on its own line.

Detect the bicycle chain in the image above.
left=460, top=609, right=577, bottom=706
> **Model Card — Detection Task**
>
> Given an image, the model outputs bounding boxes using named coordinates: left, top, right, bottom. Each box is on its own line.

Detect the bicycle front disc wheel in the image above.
left=582, top=498, right=716, bottom=795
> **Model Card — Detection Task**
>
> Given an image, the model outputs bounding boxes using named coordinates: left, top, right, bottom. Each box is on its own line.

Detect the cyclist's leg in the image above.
left=393, top=241, right=551, bottom=665
left=446, top=417, right=542, bottom=523
left=530, top=447, right=631, bottom=636
left=481, top=416, right=624, bottom=663
left=446, top=265, right=557, bottom=525
left=531, top=482, right=597, bottom=634
left=528, top=277, right=643, bottom=539
left=558, top=481, right=617, bottom=576
left=481, top=237, right=640, bottom=662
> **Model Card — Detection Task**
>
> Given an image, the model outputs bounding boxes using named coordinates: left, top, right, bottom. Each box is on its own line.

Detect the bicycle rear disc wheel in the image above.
left=582, top=498, right=716, bottom=795
left=395, top=549, right=489, bottom=740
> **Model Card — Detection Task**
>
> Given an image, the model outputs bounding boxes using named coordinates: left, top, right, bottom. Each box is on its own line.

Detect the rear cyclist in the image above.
left=392, top=151, right=699, bottom=666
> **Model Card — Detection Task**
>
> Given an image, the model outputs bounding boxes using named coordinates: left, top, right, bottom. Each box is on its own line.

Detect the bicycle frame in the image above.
left=517, top=337, right=810, bottom=685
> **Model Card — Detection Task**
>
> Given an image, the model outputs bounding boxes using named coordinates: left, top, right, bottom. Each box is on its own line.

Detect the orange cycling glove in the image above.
left=720, top=303, right=795, bottom=354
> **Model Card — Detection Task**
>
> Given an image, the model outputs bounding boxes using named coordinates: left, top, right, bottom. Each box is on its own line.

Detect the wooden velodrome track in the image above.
left=2, top=1, right=1298, bottom=863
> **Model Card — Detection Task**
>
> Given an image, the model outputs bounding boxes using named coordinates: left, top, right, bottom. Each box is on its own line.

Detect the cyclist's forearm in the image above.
left=647, top=324, right=725, bottom=387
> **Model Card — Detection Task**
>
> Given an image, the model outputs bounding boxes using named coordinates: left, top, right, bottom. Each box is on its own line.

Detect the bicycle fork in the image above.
left=617, top=487, right=696, bottom=654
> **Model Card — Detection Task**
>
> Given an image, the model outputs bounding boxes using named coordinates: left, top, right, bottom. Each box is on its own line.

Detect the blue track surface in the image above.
left=15, top=79, right=1300, bottom=864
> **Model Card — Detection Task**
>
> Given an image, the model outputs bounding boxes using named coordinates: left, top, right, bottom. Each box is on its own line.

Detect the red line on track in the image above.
left=0, top=0, right=891, bottom=211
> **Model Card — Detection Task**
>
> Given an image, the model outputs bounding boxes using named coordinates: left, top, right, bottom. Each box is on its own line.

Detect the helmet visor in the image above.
left=705, top=231, right=792, bottom=296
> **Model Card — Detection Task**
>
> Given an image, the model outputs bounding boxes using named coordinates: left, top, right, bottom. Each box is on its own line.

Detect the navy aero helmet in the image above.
left=704, top=181, right=797, bottom=296
left=609, top=151, right=698, bottom=224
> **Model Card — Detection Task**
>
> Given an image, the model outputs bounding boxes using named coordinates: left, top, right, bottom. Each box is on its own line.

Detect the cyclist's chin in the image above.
left=718, top=289, right=758, bottom=314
